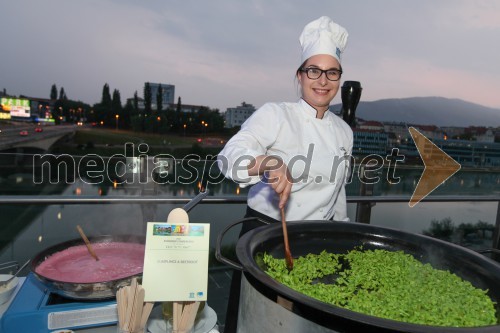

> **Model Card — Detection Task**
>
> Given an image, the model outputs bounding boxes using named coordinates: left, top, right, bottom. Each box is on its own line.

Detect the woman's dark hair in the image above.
left=296, top=60, right=308, bottom=78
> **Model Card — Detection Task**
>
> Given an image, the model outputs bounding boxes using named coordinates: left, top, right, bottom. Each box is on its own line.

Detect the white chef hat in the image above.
left=299, top=16, right=348, bottom=65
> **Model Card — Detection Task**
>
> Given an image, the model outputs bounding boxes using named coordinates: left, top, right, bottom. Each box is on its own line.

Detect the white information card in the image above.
left=142, top=222, right=210, bottom=302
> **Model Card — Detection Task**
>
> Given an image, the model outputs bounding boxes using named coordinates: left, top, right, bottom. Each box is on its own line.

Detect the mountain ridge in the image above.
left=332, top=96, right=499, bottom=127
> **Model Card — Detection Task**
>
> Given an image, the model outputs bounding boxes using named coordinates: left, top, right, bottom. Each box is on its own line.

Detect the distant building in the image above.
left=465, top=126, right=495, bottom=143
left=224, top=102, right=256, bottom=128
left=383, top=122, right=410, bottom=144
left=411, top=124, right=445, bottom=140
left=495, top=128, right=500, bottom=143
left=352, top=128, right=388, bottom=156
left=29, top=97, right=54, bottom=121
left=476, top=128, right=495, bottom=143
left=1, top=95, right=54, bottom=122
left=358, top=120, right=384, bottom=132
left=126, top=96, right=209, bottom=114
left=441, top=126, right=466, bottom=140
left=167, top=103, right=209, bottom=113
left=126, top=97, right=145, bottom=110
left=147, top=83, right=175, bottom=110
left=393, top=133, right=500, bottom=167
left=435, top=139, right=500, bottom=167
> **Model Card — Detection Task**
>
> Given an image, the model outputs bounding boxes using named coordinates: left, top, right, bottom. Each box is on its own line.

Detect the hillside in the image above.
left=332, top=97, right=499, bottom=127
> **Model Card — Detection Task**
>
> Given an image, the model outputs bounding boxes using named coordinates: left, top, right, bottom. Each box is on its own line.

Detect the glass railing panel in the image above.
left=369, top=201, right=498, bottom=251
left=2, top=153, right=498, bottom=198
left=0, top=203, right=248, bottom=264
left=346, top=165, right=500, bottom=197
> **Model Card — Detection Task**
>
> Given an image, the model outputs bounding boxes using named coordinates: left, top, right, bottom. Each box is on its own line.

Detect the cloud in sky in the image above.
left=1, top=0, right=499, bottom=111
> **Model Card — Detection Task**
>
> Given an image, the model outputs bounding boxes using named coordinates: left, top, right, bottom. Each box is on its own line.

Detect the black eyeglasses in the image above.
left=300, top=67, right=343, bottom=81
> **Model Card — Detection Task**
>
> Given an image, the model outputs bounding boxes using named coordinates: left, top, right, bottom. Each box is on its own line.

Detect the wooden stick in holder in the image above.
left=166, top=208, right=202, bottom=333
left=116, top=278, right=155, bottom=332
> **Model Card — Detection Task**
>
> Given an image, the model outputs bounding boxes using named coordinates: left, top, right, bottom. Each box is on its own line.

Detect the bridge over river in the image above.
left=0, top=124, right=76, bottom=151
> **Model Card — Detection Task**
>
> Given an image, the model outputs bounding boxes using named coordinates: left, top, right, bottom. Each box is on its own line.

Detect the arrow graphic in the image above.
left=408, top=127, right=461, bottom=207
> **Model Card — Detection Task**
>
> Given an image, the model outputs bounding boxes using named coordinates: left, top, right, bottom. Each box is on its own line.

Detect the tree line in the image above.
left=49, top=83, right=225, bottom=135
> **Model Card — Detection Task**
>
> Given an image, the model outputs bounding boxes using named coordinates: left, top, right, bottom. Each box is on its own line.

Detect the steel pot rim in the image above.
left=30, top=234, right=145, bottom=300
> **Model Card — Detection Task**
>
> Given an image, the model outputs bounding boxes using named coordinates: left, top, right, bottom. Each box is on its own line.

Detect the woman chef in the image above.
left=217, top=16, right=353, bottom=332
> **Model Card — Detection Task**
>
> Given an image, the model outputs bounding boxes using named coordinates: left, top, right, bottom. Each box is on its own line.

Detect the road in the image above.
left=0, top=123, right=77, bottom=150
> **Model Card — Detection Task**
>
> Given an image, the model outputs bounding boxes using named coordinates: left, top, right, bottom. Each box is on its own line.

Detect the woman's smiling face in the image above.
left=298, top=54, right=341, bottom=112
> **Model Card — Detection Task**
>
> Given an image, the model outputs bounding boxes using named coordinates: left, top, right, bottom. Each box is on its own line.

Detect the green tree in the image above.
left=457, top=132, right=475, bottom=141
left=176, top=96, right=182, bottom=131
left=59, top=87, right=67, bottom=100
left=93, top=104, right=107, bottom=126
left=156, top=84, right=163, bottom=113
left=133, top=91, right=139, bottom=112
left=208, top=109, right=224, bottom=132
left=143, top=82, right=152, bottom=132
left=53, top=99, right=62, bottom=124
left=176, top=96, right=182, bottom=113
left=50, top=84, right=58, bottom=100
left=93, top=83, right=113, bottom=127
left=144, top=82, right=152, bottom=113
left=190, top=106, right=224, bottom=134
left=111, top=89, right=122, bottom=129
left=54, top=99, right=91, bottom=124
left=122, top=99, right=134, bottom=130
left=101, top=83, right=112, bottom=107
left=422, top=217, right=454, bottom=241
left=111, top=89, right=122, bottom=111
left=86, top=107, right=96, bottom=124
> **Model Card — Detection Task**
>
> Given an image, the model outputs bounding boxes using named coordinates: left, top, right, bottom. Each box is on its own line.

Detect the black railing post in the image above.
left=492, top=201, right=500, bottom=261
left=355, top=164, right=375, bottom=224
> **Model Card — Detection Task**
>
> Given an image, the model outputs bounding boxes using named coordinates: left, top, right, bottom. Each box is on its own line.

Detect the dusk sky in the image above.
left=1, top=0, right=500, bottom=112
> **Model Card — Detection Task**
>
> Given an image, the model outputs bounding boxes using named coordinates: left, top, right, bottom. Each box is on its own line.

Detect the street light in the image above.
left=183, top=123, right=186, bottom=136
left=115, top=114, right=119, bottom=130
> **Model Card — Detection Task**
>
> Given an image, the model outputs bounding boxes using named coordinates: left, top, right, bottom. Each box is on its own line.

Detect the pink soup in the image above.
left=35, top=242, right=145, bottom=283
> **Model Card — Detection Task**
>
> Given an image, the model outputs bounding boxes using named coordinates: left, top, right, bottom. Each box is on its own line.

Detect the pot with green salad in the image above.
left=216, top=218, right=500, bottom=333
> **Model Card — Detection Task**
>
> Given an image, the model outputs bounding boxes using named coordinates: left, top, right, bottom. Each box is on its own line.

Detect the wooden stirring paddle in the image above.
left=280, top=207, right=293, bottom=271
left=76, top=225, right=99, bottom=261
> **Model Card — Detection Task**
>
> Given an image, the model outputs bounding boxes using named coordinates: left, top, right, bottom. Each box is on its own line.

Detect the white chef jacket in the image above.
left=217, top=98, right=353, bottom=221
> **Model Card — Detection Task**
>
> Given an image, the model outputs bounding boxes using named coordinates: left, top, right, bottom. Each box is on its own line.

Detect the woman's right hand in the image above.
left=266, top=159, right=292, bottom=209
left=247, top=155, right=293, bottom=209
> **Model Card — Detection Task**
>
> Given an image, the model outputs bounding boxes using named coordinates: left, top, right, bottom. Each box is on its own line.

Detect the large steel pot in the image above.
left=216, top=218, right=500, bottom=333
left=30, top=234, right=145, bottom=300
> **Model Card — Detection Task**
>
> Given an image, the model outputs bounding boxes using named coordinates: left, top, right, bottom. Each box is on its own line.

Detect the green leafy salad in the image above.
left=262, top=249, right=497, bottom=327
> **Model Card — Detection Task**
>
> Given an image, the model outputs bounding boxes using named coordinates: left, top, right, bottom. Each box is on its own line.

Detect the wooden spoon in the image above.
left=280, top=207, right=293, bottom=271
left=76, top=225, right=99, bottom=261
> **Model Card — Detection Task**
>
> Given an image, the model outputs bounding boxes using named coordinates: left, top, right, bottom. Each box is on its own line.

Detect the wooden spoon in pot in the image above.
left=76, top=225, right=99, bottom=261
left=280, top=206, right=293, bottom=271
